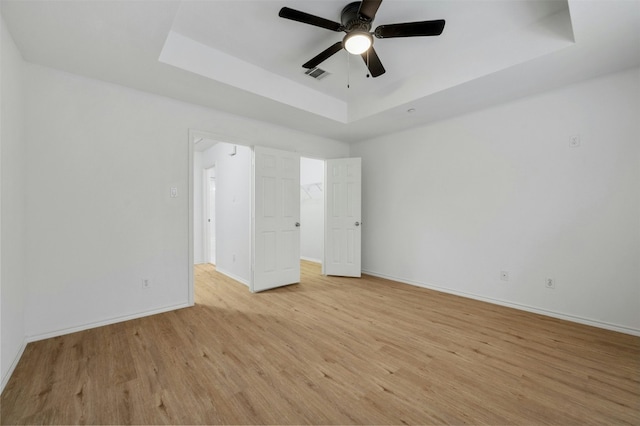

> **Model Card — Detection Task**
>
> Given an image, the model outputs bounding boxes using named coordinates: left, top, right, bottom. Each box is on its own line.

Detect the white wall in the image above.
left=300, top=157, right=324, bottom=263
left=1, top=14, right=27, bottom=392
left=352, top=67, right=640, bottom=334
left=23, top=63, right=350, bottom=340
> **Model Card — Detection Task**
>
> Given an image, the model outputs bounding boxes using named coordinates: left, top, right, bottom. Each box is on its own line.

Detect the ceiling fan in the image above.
left=278, top=0, right=445, bottom=78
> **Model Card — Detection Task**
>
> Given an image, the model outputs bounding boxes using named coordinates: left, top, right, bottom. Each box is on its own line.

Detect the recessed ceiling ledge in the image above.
left=348, top=5, right=575, bottom=122
left=159, top=31, right=348, bottom=123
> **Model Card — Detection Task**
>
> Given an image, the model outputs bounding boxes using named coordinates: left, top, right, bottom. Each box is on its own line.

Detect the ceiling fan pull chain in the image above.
left=366, top=49, right=370, bottom=77
left=347, top=51, right=351, bottom=89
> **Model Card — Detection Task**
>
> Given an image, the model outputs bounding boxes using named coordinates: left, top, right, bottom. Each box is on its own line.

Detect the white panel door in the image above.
left=252, top=146, right=301, bottom=292
left=324, top=158, right=361, bottom=277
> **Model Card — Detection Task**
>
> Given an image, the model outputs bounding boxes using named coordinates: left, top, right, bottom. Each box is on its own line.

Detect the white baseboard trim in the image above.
left=300, top=256, right=322, bottom=264
left=363, top=269, right=640, bottom=337
left=216, top=267, right=250, bottom=287
left=25, top=302, right=192, bottom=343
left=1, top=338, right=27, bottom=394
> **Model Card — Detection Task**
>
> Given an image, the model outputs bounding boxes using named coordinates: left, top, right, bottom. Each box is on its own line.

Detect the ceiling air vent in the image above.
left=304, top=67, right=330, bottom=80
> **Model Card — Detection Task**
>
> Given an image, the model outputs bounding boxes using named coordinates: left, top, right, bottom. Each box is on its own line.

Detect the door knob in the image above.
left=295, top=222, right=300, bottom=227
left=355, top=221, right=360, bottom=227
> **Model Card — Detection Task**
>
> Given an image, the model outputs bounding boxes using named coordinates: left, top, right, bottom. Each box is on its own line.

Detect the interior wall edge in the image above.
left=23, top=302, right=191, bottom=345
left=0, top=10, right=27, bottom=396
left=363, top=268, right=640, bottom=337
left=215, top=267, right=250, bottom=287
left=0, top=338, right=26, bottom=395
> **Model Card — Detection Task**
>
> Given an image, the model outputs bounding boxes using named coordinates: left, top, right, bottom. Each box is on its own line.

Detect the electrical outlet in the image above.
left=142, top=278, right=152, bottom=289
left=545, top=278, right=555, bottom=289
left=500, top=271, right=509, bottom=282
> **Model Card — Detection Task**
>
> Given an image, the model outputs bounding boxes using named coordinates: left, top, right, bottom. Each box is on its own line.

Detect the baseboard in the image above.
left=25, top=302, right=192, bottom=343
left=1, top=338, right=27, bottom=394
left=216, top=267, right=250, bottom=287
left=363, top=269, right=640, bottom=337
left=300, top=256, right=322, bottom=264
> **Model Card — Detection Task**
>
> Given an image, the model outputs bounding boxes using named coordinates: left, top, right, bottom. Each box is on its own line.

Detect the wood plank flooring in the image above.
left=2, top=261, right=639, bottom=424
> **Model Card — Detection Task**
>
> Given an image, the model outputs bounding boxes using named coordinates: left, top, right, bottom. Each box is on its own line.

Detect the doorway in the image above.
left=300, top=157, right=324, bottom=264
left=189, top=132, right=360, bottom=298
left=193, top=140, right=252, bottom=286
left=194, top=144, right=326, bottom=276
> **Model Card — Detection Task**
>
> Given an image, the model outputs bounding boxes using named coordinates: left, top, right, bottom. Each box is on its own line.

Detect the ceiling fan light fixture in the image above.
left=343, top=31, right=373, bottom=55
left=279, top=0, right=446, bottom=78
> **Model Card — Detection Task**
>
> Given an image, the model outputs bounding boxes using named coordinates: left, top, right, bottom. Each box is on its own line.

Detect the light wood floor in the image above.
left=2, top=262, right=639, bottom=425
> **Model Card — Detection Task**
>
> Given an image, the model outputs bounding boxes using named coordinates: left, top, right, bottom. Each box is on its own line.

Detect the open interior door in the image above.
left=324, top=158, right=361, bottom=277
left=252, top=146, right=301, bottom=292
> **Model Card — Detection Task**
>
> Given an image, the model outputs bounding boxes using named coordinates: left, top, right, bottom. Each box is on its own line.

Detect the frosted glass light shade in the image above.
left=344, top=32, right=372, bottom=55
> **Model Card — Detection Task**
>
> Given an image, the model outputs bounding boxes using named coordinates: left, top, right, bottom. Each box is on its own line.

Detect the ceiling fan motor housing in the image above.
left=341, top=2, right=373, bottom=32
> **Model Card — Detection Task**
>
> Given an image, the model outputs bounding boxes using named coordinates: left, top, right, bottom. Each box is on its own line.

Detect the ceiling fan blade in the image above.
left=360, top=46, right=385, bottom=77
left=303, top=42, right=344, bottom=69
left=279, top=7, right=343, bottom=32
left=358, top=0, right=383, bottom=21
left=374, top=20, right=445, bottom=38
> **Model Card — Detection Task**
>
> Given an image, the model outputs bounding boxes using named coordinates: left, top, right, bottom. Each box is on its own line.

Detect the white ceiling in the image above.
left=2, top=0, right=639, bottom=143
